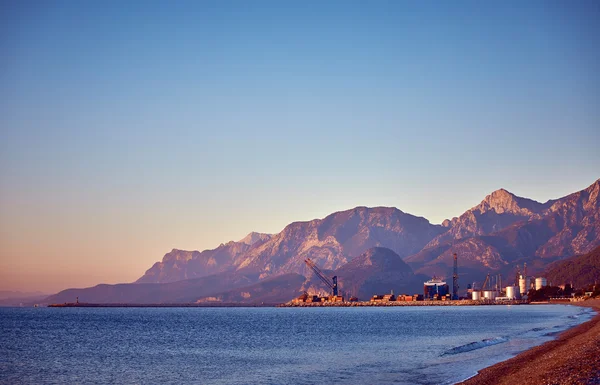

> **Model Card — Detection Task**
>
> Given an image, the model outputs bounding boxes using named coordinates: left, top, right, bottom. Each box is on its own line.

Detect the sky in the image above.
left=1, top=1, right=599, bottom=293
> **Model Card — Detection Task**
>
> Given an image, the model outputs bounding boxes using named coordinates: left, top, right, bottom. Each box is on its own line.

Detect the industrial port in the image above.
left=284, top=254, right=548, bottom=307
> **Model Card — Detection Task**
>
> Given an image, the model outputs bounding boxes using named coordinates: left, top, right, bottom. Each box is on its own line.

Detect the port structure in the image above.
left=304, top=258, right=338, bottom=296
left=452, top=253, right=459, bottom=300
left=482, top=273, right=491, bottom=290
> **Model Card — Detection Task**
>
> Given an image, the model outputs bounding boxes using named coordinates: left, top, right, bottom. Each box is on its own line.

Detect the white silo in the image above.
left=535, top=277, right=547, bottom=290
left=472, top=291, right=481, bottom=300
left=519, top=276, right=531, bottom=295
left=483, top=290, right=496, bottom=300
left=505, top=286, right=520, bottom=299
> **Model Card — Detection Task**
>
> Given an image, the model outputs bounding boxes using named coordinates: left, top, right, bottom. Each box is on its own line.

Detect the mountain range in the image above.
left=44, top=179, right=600, bottom=304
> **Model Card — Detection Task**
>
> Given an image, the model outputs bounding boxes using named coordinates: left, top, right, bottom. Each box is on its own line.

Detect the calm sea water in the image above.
left=0, top=305, right=593, bottom=385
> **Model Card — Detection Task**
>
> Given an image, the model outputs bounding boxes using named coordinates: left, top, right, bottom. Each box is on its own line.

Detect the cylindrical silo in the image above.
left=535, top=277, right=547, bottom=290
left=472, top=291, right=481, bottom=300
left=519, top=276, right=531, bottom=295
left=483, top=290, right=496, bottom=300
left=505, top=286, right=520, bottom=299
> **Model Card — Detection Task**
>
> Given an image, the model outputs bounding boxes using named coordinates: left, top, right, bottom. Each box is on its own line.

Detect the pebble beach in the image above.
left=458, top=299, right=600, bottom=385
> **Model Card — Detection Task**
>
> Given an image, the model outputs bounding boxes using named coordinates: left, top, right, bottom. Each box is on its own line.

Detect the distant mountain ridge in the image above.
left=406, top=179, right=600, bottom=284
left=426, top=188, right=553, bottom=249
left=232, top=207, right=444, bottom=281
left=136, top=233, right=272, bottom=284
left=137, top=207, right=444, bottom=284
left=45, top=178, right=600, bottom=304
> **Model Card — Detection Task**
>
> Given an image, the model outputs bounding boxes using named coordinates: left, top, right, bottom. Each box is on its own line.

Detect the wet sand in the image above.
left=458, top=299, right=600, bottom=385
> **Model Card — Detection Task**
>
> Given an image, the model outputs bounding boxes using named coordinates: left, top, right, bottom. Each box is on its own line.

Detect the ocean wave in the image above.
left=442, top=336, right=509, bottom=355
left=530, top=327, right=547, bottom=332
left=543, top=331, right=561, bottom=337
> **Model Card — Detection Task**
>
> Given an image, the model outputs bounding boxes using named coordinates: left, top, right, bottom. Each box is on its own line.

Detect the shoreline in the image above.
left=45, top=299, right=527, bottom=308
left=457, top=299, right=600, bottom=385
left=279, top=299, right=527, bottom=307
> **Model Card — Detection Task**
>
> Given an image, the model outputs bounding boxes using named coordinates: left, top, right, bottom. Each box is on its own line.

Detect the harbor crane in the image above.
left=304, top=258, right=338, bottom=296
left=482, top=273, right=491, bottom=290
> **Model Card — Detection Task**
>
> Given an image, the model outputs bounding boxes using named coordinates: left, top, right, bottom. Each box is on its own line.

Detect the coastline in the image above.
left=279, top=299, right=527, bottom=307
left=45, top=299, right=526, bottom=308
left=457, top=299, right=600, bottom=385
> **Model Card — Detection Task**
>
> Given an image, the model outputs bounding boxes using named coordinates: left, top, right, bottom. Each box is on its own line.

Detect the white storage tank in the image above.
left=535, top=277, right=547, bottom=290
left=472, top=291, right=481, bottom=300
left=519, top=276, right=531, bottom=295
left=483, top=290, right=496, bottom=300
left=505, top=286, right=520, bottom=299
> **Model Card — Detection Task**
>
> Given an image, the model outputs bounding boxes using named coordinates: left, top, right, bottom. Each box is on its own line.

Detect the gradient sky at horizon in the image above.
left=1, top=1, right=599, bottom=293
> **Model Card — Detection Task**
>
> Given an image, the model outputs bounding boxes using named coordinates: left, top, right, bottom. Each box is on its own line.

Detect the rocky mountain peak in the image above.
left=425, top=188, right=549, bottom=249
left=163, top=249, right=195, bottom=262
left=238, top=232, right=272, bottom=246
left=586, top=179, right=600, bottom=203
left=474, top=188, right=544, bottom=216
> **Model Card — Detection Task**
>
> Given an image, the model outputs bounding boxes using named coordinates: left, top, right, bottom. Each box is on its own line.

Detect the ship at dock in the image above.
left=423, top=277, right=450, bottom=300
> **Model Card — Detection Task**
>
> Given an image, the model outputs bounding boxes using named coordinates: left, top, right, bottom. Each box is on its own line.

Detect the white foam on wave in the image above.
left=442, top=336, right=509, bottom=355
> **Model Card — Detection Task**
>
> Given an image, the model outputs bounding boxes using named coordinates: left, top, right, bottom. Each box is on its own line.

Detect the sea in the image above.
left=0, top=305, right=594, bottom=385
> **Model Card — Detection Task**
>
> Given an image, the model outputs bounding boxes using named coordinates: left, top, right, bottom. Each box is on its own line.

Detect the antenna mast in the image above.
left=452, top=253, right=459, bottom=300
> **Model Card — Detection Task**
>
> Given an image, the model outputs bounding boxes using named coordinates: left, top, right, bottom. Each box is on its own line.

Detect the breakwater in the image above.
left=47, top=302, right=277, bottom=308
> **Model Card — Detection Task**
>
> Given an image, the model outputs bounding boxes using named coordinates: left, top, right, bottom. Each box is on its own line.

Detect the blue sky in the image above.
left=1, top=1, right=598, bottom=292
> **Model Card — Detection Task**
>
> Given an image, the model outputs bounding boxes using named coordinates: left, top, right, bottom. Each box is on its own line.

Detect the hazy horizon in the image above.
left=1, top=1, right=599, bottom=293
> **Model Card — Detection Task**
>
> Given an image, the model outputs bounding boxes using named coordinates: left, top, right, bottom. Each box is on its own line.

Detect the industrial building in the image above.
left=371, top=294, right=396, bottom=303
left=291, top=292, right=344, bottom=303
